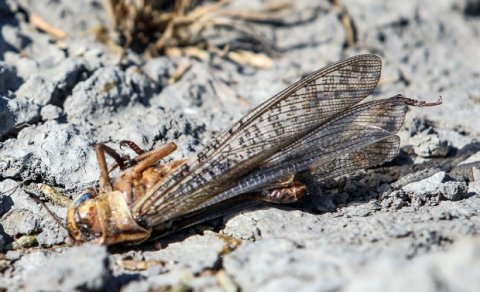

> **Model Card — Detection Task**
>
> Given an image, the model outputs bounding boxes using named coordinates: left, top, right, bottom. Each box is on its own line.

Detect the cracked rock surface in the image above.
left=1, top=0, right=480, bottom=291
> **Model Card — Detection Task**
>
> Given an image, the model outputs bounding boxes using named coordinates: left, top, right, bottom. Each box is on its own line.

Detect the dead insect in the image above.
left=66, top=54, right=441, bottom=245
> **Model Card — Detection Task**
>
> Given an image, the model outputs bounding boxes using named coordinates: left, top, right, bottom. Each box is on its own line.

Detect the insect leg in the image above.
left=109, top=140, right=147, bottom=170
left=257, top=175, right=306, bottom=204
left=95, top=143, right=125, bottom=192
left=110, top=141, right=179, bottom=171
left=131, top=142, right=178, bottom=175
left=120, top=140, right=145, bottom=155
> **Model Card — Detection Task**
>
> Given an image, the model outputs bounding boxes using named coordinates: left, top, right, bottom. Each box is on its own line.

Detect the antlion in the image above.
left=66, top=54, right=441, bottom=245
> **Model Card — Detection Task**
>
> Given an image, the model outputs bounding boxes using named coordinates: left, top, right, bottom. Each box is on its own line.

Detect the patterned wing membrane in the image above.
left=133, top=54, right=382, bottom=226
left=194, top=97, right=408, bottom=208
left=311, top=135, right=400, bottom=183
left=262, top=96, right=407, bottom=167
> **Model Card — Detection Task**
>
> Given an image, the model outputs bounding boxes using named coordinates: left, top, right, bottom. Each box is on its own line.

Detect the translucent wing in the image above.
left=193, top=97, right=408, bottom=208
left=310, top=135, right=400, bottom=182
left=164, top=136, right=400, bottom=234
left=133, top=54, right=382, bottom=226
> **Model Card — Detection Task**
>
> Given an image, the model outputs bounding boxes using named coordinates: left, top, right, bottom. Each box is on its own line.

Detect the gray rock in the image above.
left=35, top=216, right=69, bottom=247
left=410, top=129, right=451, bottom=158
left=0, top=180, right=68, bottom=247
left=344, top=236, right=480, bottom=292
left=23, top=244, right=110, bottom=292
left=0, top=96, right=16, bottom=138
left=16, top=0, right=106, bottom=39
left=143, top=57, right=176, bottom=88
left=440, top=181, right=468, bottom=201
left=64, top=66, right=147, bottom=124
left=468, top=167, right=480, bottom=195
left=15, top=75, right=55, bottom=106
left=380, top=190, right=408, bottom=210
left=0, top=62, right=22, bottom=95
left=41, top=58, right=88, bottom=106
left=125, top=65, right=155, bottom=95
left=1, top=209, right=40, bottom=236
left=401, top=172, right=470, bottom=204
left=223, top=239, right=346, bottom=292
left=401, top=171, right=446, bottom=205
left=402, top=171, right=446, bottom=190
left=0, top=122, right=98, bottom=186
left=124, top=272, right=225, bottom=292
left=1, top=24, right=29, bottom=52
left=140, top=232, right=224, bottom=274
left=5, top=250, right=22, bottom=261
left=14, top=58, right=88, bottom=109
left=9, top=75, right=56, bottom=128
left=122, top=270, right=197, bottom=292
left=4, top=96, right=40, bottom=131
left=40, top=104, right=63, bottom=121
left=14, top=55, right=39, bottom=79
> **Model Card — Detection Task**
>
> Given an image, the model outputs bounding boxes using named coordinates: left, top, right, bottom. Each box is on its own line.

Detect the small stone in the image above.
left=1, top=24, right=29, bottom=51
left=2, top=209, right=39, bottom=236
left=15, top=57, right=39, bottom=78
left=64, top=67, right=140, bottom=124
left=440, top=181, right=468, bottom=201
left=468, top=167, right=480, bottom=194
left=23, top=244, right=110, bottom=292
left=411, top=130, right=451, bottom=158
left=402, top=171, right=445, bottom=194
left=141, top=232, right=224, bottom=274
left=401, top=172, right=446, bottom=205
left=40, top=104, right=62, bottom=121
left=381, top=190, right=407, bottom=210
left=5, top=250, right=21, bottom=261
left=15, top=75, right=55, bottom=106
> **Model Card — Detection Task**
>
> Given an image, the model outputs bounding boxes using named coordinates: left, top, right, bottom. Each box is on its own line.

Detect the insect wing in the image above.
left=310, top=135, right=400, bottom=183
left=193, top=97, right=407, bottom=207
left=133, top=55, right=382, bottom=226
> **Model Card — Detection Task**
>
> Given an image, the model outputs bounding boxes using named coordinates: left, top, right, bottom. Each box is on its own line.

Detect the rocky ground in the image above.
left=1, top=0, right=480, bottom=291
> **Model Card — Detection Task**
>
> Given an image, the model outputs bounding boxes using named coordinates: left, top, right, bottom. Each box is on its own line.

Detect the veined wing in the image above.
left=310, top=135, right=400, bottom=183
left=133, top=54, right=382, bottom=226
left=158, top=136, right=399, bottom=237
left=193, top=96, right=408, bottom=208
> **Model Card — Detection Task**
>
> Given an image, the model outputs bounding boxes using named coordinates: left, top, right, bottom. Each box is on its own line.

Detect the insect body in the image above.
left=66, top=54, right=441, bottom=245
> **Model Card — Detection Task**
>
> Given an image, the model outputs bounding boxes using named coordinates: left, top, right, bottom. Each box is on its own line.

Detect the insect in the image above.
left=66, top=54, right=441, bottom=245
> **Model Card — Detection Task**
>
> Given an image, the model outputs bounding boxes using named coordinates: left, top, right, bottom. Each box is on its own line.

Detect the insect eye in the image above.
left=78, top=223, right=93, bottom=240
left=74, top=192, right=94, bottom=208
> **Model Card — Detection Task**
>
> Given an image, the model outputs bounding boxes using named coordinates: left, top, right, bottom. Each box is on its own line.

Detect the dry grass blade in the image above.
left=226, top=50, right=273, bottom=69
left=29, top=13, right=67, bottom=40
left=101, top=0, right=285, bottom=63
left=331, top=0, right=357, bottom=47
left=5, top=234, right=38, bottom=250
left=39, top=183, right=71, bottom=207
left=117, top=258, right=164, bottom=271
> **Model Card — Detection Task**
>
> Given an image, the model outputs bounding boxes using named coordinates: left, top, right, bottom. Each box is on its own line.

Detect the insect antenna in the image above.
left=1, top=178, right=69, bottom=232
left=23, top=187, right=69, bottom=232
left=395, top=94, right=443, bottom=107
